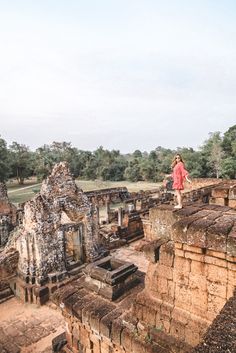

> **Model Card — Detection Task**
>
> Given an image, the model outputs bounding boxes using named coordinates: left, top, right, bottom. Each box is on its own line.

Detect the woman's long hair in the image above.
left=171, top=154, right=185, bottom=169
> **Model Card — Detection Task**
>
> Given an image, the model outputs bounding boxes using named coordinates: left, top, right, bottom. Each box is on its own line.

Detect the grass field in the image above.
left=7, top=178, right=161, bottom=205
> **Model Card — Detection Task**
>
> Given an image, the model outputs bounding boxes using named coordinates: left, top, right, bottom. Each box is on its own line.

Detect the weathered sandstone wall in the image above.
left=135, top=204, right=236, bottom=347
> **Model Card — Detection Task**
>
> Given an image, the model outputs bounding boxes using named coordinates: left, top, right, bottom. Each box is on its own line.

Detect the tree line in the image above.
left=0, top=125, right=236, bottom=184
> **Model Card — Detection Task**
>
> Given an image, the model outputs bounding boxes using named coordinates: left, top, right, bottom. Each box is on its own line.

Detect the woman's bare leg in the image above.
left=175, top=190, right=182, bottom=207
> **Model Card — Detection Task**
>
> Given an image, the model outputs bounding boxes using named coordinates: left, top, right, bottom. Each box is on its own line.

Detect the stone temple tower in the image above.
left=4, top=162, right=101, bottom=303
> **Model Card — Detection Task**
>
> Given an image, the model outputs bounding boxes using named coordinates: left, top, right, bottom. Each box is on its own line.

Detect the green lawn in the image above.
left=7, top=178, right=161, bottom=205
left=76, top=179, right=161, bottom=192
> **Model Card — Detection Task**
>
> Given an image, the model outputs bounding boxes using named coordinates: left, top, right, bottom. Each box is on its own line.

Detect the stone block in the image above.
left=100, top=340, right=111, bottom=353
left=169, top=318, right=186, bottom=340
left=131, top=337, right=147, bottom=353
left=174, top=256, right=191, bottom=274
left=173, top=270, right=189, bottom=288
left=142, top=305, right=156, bottom=326
left=229, top=185, right=236, bottom=199
left=228, top=199, right=236, bottom=208
left=208, top=215, right=234, bottom=235
left=183, top=244, right=202, bottom=253
left=132, top=302, right=143, bottom=321
left=111, top=317, right=123, bottom=346
left=174, top=284, right=192, bottom=311
left=175, top=249, right=185, bottom=257
left=190, top=260, right=207, bottom=276
left=227, top=226, right=236, bottom=257
left=175, top=242, right=183, bottom=249
left=167, top=280, right=175, bottom=302
left=212, top=197, right=227, bottom=206
left=89, top=332, right=101, bottom=346
left=120, top=327, right=133, bottom=352
left=65, top=331, right=73, bottom=350
left=184, top=321, right=201, bottom=347
left=157, top=265, right=173, bottom=280
left=72, top=294, right=96, bottom=321
left=226, top=284, right=235, bottom=299
left=206, top=264, right=228, bottom=283
left=72, top=325, right=80, bottom=341
left=92, top=343, right=101, bottom=353
left=89, top=300, right=116, bottom=334
left=209, top=197, right=216, bottom=205
left=171, top=307, right=190, bottom=325
left=156, top=277, right=168, bottom=295
left=64, top=293, right=81, bottom=315
left=33, top=285, right=49, bottom=297
left=189, top=273, right=207, bottom=291
left=207, top=280, right=227, bottom=299
left=206, top=249, right=226, bottom=259
left=191, top=290, right=208, bottom=317
left=227, top=261, right=236, bottom=271
left=212, top=187, right=229, bottom=198
left=79, top=325, right=90, bottom=348
left=207, top=294, right=225, bottom=320
left=204, top=255, right=227, bottom=268
left=37, top=293, right=49, bottom=305
left=206, top=232, right=227, bottom=253
left=186, top=217, right=216, bottom=248
left=185, top=251, right=204, bottom=262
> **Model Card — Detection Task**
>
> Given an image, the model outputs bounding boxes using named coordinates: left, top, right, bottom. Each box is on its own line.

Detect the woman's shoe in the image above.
left=174, top=205, right=182, bottom=209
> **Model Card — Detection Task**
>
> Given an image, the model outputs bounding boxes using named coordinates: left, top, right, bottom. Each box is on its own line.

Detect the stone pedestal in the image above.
left=83, top=256, right=139, bottom=300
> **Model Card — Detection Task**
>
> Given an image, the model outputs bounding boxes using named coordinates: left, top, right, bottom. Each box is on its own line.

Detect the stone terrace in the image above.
left=54, top=202, right=236, bottom=353
left=135, top=203, right=236, bottom=349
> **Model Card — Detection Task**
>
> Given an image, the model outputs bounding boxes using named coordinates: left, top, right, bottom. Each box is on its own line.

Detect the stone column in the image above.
left=96, top=206, right=100, bottom=226
left=118, top=207, right=123, bottom=227
left=106, top=201, right=110, bottom=224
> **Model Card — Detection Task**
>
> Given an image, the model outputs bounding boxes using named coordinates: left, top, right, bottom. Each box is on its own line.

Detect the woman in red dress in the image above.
left=171, top=154, right=191, bottom=209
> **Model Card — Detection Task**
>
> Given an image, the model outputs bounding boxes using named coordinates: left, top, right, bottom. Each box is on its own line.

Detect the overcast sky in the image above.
left=0, top=0, right=236, bottom=152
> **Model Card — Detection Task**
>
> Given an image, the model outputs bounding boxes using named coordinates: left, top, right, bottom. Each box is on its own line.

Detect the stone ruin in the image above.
left=0, top=166, right=235, bottom=352
left=0, top=162, right=103, bottom=304
left=50, top=183, right=236, bottom=353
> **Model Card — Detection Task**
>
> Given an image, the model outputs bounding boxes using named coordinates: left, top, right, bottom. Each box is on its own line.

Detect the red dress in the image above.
left=172, top=162, right=189, bottom=190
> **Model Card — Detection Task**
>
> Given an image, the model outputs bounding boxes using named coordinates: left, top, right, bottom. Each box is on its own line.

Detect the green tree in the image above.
left=0, top=136, right=10, bottom=182
left=177, top=147, right=205, bottom=178
left=133, top=150, right=142, bottom=159
left=124, top=159, right=142, bottom=182
left=221, top=157, right=236, bottom=179
left=34, top=144, right=55, bottom=180
left=200, top=132, right=223, bottom=178
left=101, top=159, right=127, bottom=181
left=222, top=125, right=236, bottom=157
left=9, top=142, right=33, bottom=184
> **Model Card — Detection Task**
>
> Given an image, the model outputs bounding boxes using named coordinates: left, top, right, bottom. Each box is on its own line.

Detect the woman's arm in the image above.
left=185, top=175, right=191, bottom=183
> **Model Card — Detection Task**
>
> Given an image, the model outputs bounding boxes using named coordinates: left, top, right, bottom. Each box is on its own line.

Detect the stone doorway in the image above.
left=65, top=224, right=85, bottom=270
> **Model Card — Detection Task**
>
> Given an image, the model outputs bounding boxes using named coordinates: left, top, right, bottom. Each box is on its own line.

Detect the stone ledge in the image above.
left=171, top=204, right=236, bottom=256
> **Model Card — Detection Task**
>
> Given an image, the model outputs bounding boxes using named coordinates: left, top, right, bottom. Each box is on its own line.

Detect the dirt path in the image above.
left=8, top=183, right=41, bottom=194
